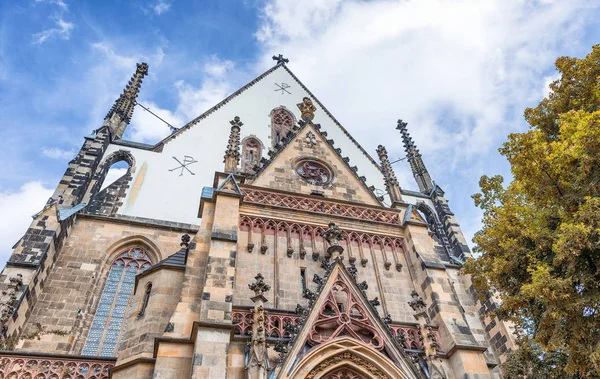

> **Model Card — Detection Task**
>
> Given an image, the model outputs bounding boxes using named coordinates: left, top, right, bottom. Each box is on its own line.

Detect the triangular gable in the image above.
left=276, top=259, right=422, bottom=378
left=216, top=173, right=243, bottom=196
left=154, top=63, right=380, bottom=172
left=249, top=121, right=383, bottom=206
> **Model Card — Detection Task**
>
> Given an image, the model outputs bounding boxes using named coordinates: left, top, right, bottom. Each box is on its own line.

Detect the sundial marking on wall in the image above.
left=274, top=82, right=291, bottom=94
left=169, top=155, right=197, bottom=176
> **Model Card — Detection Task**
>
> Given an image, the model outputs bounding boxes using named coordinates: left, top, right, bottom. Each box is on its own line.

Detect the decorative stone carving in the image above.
left=376, top=144, right=403, bottom=203
left=180, top=234, right=191, bottom=248
left=313, top=274, right=324, bottom=287
left=368, top=297, right=380, bottom=308
left=299, top=248, right=307, bottom=259
left=0, top=274, right=23, bottom=328
left=312, top=251, right=319, bottom=261
left=305, top=131, right=316, bottom=148
left=306, top=352, right=387, bottom=379
left=0, top=355, right=114, bottom=379
left=361, top=258, right=368, bottom=267
left=297, top=97, right=317, bottom=121
left=408, top=290, right=427, bottom=313
left=384, top=261, right=392, bottom=271
left=247, top=242, right=255, bottom=253
left=249, top=273, right=271, bottom=297
left=308, top=281, right=383, bottom=350
left=286, top=247, right=294, bottom=258
left=224, top=116, right=243, bottom=173
left=322, top=222, right=344, bottom=258
left=247, top=274, right=271, bottom=379
left=260, top=245, right=268, bottom=254
left=396, top=263, right=403, bottom=272
left=396, top=119, right=434, bottom=194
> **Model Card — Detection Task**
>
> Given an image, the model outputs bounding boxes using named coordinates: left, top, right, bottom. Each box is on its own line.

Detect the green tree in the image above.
left=464, top=45, right=600, bottom=377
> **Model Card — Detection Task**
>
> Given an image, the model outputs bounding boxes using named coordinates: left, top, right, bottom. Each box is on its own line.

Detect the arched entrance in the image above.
left=285, top=337, right=416, bottom=379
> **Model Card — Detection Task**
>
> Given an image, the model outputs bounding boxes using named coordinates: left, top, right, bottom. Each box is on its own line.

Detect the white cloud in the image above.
left=255, top=0, right=593, bottom=157
left=35, top=0, right=68, bottom=11
left=152, top=1, right=171, bottom=15
left=0, top=182, right=53, bottom=263
left=129, top=101, right=185, bottom=142
left=203, top=56, right=235, bottom=78
left=252, top=0, right=597, bottom=248
left=541, top=72, right=561, bottom=99
left=32, top=17, right=74, bottom=44
left=42, top=147, right=76, bottom=160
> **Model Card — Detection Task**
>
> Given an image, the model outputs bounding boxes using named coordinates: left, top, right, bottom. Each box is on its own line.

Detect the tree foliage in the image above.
left=464, top=45, right=600, bottom=376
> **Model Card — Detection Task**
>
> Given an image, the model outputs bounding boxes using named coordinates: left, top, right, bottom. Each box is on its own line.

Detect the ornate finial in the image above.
left=248, top=273, right=270, bottom=377
left=249, top=273, right=271, bottom=297
left=224, top=116, right=243, bottom=172
left=297, top=97, right=316, bottom=121
left=322, top=222, right=343, bottom=247
left=104, top=62, right=149, bottom=139
left=376, top=144, right=402, bottom=203
left=322, top=222, right=344, bottom=259
left=180, top=234, right=190, bottom=248
left=408, top=290, right=427, bottom=313
left=396, top=119, right=434, bottom=194
left=272, top=54, right=289, bottom=64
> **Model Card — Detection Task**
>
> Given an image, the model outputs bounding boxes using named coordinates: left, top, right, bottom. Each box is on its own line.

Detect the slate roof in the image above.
left=153, top=248, right=188, bottom=269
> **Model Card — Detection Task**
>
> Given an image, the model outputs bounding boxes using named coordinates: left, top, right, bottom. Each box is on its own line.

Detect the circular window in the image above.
left=295, top=159, right=333, bottom=186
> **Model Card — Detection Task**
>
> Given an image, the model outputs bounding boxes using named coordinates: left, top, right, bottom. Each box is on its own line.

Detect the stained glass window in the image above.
left=82, top=247, right=153, bottom=357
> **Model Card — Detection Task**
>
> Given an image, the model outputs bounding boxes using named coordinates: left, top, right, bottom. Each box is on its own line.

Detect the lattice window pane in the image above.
left=82, top=247, right=153, bottom=357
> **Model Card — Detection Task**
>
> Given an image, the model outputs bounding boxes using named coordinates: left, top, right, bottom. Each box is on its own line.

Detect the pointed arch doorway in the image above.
left=284, top=337, right=417, bottom=379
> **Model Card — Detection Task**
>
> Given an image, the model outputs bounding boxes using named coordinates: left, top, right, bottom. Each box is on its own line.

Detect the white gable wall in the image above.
left=102, top=65, right=387, bottom=225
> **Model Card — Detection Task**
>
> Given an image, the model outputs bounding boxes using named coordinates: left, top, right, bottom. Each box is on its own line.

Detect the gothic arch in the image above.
left=104, top=235, right=162, bottom=264
left=85, top=150, right=137, bottom=216
left=241, top=135, right=264, bottom=172
left=270, top=106, right=296, bottom=148
left=81, top=238, right=157, bottom=357
left=284, top=337, right=415, bottom=379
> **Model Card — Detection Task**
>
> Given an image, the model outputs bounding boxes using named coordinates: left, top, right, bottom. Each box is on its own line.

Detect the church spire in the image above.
left=223, top=116, right=243, bottom=173
left=103, top=62, right=149, bottom=140
left=376, top=145, right=403, bottom=204
left=396, top=119, right=434, bottom=194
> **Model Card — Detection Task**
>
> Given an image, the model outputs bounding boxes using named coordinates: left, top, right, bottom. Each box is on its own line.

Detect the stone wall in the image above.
left=118, top=267, right=184, bottom=362
left=15, top=215, right=191, bottom=355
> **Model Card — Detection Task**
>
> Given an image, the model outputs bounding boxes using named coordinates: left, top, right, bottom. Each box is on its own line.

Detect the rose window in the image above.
left=295, top=160, right=332, bottom=186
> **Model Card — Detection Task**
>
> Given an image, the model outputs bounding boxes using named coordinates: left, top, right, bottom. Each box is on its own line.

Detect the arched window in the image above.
left=138, top=283, right=152, bottom=317
left=82, top=247, right=153, bottom=357
left=241, top=136, right=263, bottom=172
left=270, top=107, right=295, bottom=148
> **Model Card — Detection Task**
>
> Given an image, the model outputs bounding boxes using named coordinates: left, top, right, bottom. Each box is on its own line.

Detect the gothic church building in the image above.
left=0, top=57, right=515, bottom=378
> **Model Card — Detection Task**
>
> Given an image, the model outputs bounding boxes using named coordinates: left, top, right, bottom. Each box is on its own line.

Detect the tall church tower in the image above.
left=0, top=57, right=515, bottom=378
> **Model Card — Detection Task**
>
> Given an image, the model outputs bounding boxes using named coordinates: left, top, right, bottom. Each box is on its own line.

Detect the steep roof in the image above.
left=152, top=62, right=381, bottom=172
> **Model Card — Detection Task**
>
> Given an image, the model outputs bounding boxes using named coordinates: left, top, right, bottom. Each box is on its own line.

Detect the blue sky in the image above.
left=0, top=0, right=599, bottom=262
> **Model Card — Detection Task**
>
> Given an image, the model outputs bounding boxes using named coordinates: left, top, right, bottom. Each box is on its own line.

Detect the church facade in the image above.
left=0, top=57, right=515, bottom=378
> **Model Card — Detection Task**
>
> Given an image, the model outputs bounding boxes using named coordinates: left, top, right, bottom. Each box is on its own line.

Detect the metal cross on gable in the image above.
left=169, top=155, right=197, bottom=176
left=272, top=54, right=289, bottom=64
